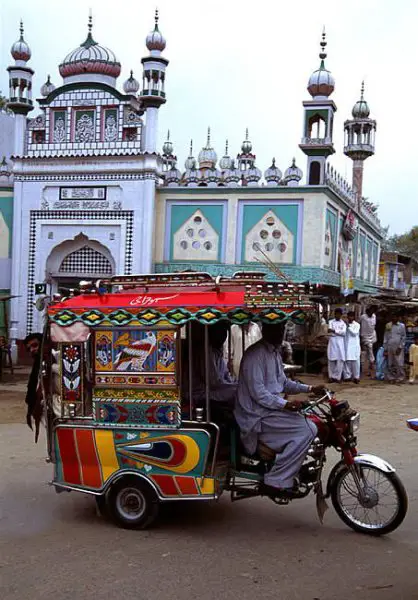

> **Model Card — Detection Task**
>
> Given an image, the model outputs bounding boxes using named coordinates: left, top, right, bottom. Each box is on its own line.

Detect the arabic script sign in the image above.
left=59, top=187, right=107, bottom=201
left=129, top=294, right=179, bottom=307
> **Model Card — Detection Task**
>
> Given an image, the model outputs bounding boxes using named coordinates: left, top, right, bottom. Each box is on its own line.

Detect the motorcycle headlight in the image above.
left=350, top=413, right=360, bottom=434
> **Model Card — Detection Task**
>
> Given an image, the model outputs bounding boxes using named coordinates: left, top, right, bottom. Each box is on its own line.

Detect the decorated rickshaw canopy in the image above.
left=47, top=272, right=315, bottom=328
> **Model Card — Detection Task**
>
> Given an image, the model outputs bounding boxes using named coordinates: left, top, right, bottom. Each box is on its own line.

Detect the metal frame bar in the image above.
left=188, top=321, right=193, bottom=420
left=204, top=325, right=210, bottom=423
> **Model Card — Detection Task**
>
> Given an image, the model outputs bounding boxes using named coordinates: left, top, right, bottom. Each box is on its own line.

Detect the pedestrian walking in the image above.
left=327, top=308, right=346, bottom=383
left=384, top=315, right=406, bottom=383
left=344, top=311, right=361, bottom=383
left=408, top=335, right=418, bottom=384
left=360, top=307, right=377, bottom=378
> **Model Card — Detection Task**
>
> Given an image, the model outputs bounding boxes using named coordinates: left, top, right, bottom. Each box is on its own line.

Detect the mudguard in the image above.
left=326, top=453, right=396, bottom=498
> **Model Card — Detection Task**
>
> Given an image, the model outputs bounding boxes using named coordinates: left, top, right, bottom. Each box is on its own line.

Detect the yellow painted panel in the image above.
left=197, top=477, right=215, bottom=495
left=95, top=430, right=119, bottom=481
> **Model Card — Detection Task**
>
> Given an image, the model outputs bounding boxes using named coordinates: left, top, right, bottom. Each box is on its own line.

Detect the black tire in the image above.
left=331, top=464, right=408, bottom=536
left=107, top=477, right=160, bottom=530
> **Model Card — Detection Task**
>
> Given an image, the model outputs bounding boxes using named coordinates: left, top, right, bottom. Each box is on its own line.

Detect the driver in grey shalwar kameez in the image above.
left=235, top=323, right=324, bottom=495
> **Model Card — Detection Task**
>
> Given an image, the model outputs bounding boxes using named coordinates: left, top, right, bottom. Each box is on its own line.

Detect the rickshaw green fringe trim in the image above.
left=49, top=306, right=309, bottom=327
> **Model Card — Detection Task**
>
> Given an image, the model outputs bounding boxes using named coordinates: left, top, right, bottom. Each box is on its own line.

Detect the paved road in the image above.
left=1, top=383, right=418, bottom=600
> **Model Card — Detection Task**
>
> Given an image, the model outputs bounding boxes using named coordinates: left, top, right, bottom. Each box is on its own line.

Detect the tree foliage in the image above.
left=0, top=92, right=7, bottom=109
left=385, top=226, right=418, bottom=261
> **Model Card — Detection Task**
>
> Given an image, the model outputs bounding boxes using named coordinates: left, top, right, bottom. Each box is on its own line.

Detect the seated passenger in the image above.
left=182, top=321, right=237, bottom=411
left=234, top=322, right=324, bottom=497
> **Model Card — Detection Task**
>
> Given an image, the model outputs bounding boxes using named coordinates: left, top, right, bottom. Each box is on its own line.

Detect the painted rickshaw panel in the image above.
left=54, top=426, right=215, bottom=499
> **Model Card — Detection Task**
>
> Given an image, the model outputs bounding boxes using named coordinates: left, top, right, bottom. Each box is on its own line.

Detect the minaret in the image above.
left=299, top=30, right=336, bottom=185
left=344, top=82, right=376, bottom=201
left=161, top=130, right=177, bottom=172
left=140, top=9, right=169, bottom=153
left=7, top=21, right=34, bottom=155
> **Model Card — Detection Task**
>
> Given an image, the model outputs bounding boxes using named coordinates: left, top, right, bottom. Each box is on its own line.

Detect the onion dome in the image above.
left=40, top=75, right=55, bottom=97
left=284, top=157, right=303, bottom=186
left=352, top=81, right=370, bottom=119
left=184, top=166, right=200, bottom=187
left=205, top=167, right=222, bottom=187
left=59, top=15, right=121, bottom=80
left=123, top=70, right=140, bottom=94
left=11, top=21, right=31, bottom=63
left=224, top=160, right=241, bottom=186
left=219, top=140, right=233, bottom=171
left=264, top=158, right=282, bottom=186
left=198, top=128, right=217, bottom=169
left=307, top=30, right=335, bottom=99
left=246, top=165, right=262, bottom=186
left=162, top=130, right=174, bottom=156
left=165, top=164, right=182, bottom=187
left=184, top=140, right=197, bottom=170
left=0, top=156, right=11, bottom=178
left=241, top=128, right=252, bottom=154
left=146, top=9, right=166, bottom=54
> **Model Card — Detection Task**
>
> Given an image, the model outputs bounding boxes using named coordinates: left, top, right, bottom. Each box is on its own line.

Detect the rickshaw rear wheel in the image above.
left=107, top=476, right=160, bottom=530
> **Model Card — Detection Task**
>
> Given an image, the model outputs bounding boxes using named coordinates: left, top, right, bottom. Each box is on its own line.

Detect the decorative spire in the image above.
left=319, top=27, right=327, bottom=66
left=20, top=20, right=24, bottom=40
left=207, top=127, right=211, bottom=147
left=162, top=129, right=174, bottom=156
left=155, top=8, right=159, bottom=28
left=146, top=8, right=166, bottom=52
left=225, top=139, right=228, bottom=154
left=184, top=139, right=197, bottom=170
left=241, top=128, right=252, bottom=154
left=82, top=11, right=97, bottom=48
left=189, top=139, right=193, bottom=155
left=360, top=80, right=365, bottom=100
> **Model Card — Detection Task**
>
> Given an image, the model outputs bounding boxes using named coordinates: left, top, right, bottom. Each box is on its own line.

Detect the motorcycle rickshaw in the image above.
left=40, top=271, right=407, bottom=534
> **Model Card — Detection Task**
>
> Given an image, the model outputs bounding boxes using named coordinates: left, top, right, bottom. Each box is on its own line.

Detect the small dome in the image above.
left=264, top=158, right=282, bottom=184
left=198, top=128, right=217, bottom=168
left=123, top=70, right=140, bottom=94
left=224, top=160, right=241, bottom=185
left=307, top=31, right=335, bottom=98
left=146, top=9, right=166, bottom=53
left=162, top=130, right=174, bottom=155
left=11, top=22, right=31, bottom=62
left=352, top=82, right=370, bottom=118
left=40, top=75, right=55, bottom=97
left=246, top=165, right=262, bottom=184
left=284, top=158, right=303, bottom=183
left=59, top=17, right=121, bottom=80
left=219, top=140, right=232, bottom=170
left=0, top=156, right=11, bottom=177
left=184, top=140, right=197, bottom=170
left=165, top=165, right=181, bottom=185
left=241, top=128, right=252, bottom=154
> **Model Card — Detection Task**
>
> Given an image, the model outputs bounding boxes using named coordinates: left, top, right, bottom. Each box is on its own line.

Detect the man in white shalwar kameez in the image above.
left=343, top=311, right=361, bottom=383
left=327, top=309, right=347, bottom=382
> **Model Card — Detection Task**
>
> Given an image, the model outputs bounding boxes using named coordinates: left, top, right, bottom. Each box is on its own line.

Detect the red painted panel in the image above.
left=57, top=428, right=82, bottom=485
left=151, top=474, right=179, bottom=496
left=75, top=429, right=102, bottom=489
left=175, top=476, right=199, bottom=495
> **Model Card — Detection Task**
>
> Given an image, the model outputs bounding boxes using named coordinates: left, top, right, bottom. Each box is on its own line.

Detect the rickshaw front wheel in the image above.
left=107, top=476, right=160, bottom=529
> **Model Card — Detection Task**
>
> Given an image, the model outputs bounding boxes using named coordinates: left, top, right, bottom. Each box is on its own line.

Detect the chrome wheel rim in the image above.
left=116, top=487, right=146, bottom=521
left=336, top=466, right=400, bottom=530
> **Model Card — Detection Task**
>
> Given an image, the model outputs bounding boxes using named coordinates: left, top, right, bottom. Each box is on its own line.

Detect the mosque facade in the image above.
left=0, top=13, right=382, bottom=354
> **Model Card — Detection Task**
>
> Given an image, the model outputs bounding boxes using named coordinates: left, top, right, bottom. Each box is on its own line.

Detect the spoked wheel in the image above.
left=107, top=477, right=159, bottom=530
left=331, top=464, right=408, bottom=535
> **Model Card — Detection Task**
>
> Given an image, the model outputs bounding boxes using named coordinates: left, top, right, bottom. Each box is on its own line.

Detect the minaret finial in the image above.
left=225, top=139, right=228, bottom=154
left=319, top=27, right=327, bottom=64
left=272, top=157, right=276, bottom=166
left=88, top=10, right=93, bottom=33
left=167, top=129, right=170, bottom=141
left=155, top=8, right=159, bottom=28
left=245, top=127, right=249, bottom=140
left=360, top=80, right=365, bottom=100
left=189, top=139, right=193, bottom=156
left=20, top=20, right=24, bottom=39
left=207, top=127, right=211, bottom=146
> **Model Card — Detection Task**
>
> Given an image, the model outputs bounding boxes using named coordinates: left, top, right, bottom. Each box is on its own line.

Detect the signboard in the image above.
left=342, top=210, right=358, bottom=241
left=59, top=187, right=106, bottom=201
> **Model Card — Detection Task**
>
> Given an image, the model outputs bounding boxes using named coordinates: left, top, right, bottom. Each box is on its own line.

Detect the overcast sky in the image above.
left=1, top=0, right=416, bottom=235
